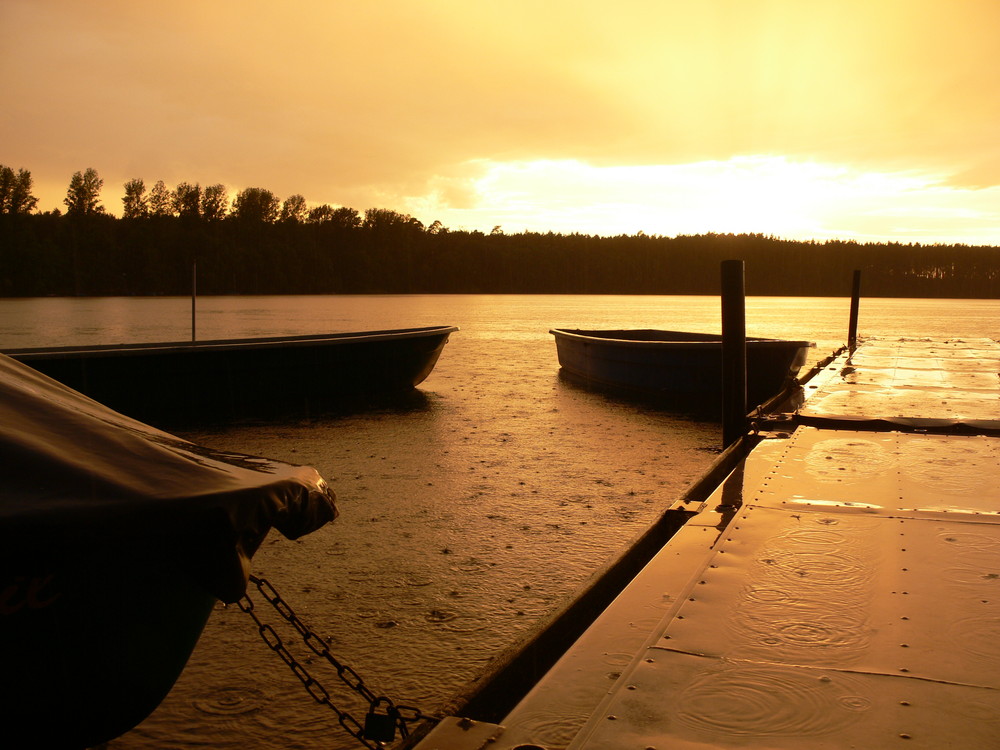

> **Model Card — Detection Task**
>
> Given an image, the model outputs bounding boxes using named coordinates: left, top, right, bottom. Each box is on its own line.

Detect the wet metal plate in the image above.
left=570, top=427, right=1000, bottom=750
left=753, top=426, right=1000, bottom=520
left=647, top=505, right=1000, bottom=686
left=799, top=338, right=1000, bottom=428
left=571, top=651, right=1000, bottom=750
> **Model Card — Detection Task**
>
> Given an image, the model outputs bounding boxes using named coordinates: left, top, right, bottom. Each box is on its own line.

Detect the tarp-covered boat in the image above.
left=551, top=328, right=813, bottom=411
left=0, top=353, right=337, bottom=748
left=5, top=325, right=458, bottom=425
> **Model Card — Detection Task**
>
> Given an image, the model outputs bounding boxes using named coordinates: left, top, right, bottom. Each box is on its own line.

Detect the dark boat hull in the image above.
left=1, top=352, right=337, bottom=747
left=551, top=328, right=812, bottom=411
left=1, top=546, right=216, bottom=748
left=6, top=325, right=457, bottom=424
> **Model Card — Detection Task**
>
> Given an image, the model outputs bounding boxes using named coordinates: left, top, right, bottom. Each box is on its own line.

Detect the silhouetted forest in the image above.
left=2, top=164, right=997, bottom=298
left=2, top=211, right=998, bottom=298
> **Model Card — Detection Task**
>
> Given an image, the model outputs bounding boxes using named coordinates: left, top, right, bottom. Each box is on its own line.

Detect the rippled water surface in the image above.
left=1, top=293, right=995, bottom=749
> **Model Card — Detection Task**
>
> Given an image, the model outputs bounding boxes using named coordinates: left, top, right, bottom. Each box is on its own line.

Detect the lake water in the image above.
left=1, top=294, right=996, bottom=750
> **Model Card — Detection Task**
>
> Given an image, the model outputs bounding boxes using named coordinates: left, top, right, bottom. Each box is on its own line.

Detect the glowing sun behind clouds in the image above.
left=408, top=157, right=1000, bottom=245
left=3, top=0, right=1000, bottom=244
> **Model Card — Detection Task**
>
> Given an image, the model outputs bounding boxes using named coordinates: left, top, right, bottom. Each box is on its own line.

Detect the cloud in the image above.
left=4, top=0, right=1000, bottom=241
left=402, top=157, right=1000, bottom=244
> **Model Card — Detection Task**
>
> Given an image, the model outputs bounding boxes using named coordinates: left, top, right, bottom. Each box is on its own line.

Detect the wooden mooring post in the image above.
left=848, top=269, right=862, bottom=352
left=721, top=260, right=747, bottom=448
left=191, top=260, right=197, bottom=342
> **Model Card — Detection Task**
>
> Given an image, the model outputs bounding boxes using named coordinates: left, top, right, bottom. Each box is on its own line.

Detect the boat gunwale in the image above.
left=550, top=328, right=813, bottom=350
left=5, top=325, right=459, bottom=359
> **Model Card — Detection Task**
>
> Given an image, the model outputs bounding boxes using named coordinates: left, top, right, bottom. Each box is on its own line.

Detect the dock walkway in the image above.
left=412, top=337, right=1000, bottom=750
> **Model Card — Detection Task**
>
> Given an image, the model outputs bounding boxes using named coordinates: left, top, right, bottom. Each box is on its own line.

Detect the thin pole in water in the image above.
left=721, top=259, right=747, bottom=448
left=191, top=259, right=197, bottom=342
left=848, top=269, right=862, bottom=352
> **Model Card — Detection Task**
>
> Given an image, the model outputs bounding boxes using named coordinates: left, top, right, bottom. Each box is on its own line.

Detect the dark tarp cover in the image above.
left=0, top=352, right=338, bottom=602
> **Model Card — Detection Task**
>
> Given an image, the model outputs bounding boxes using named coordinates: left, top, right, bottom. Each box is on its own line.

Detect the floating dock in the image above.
left=411, top=337, right=1000, bottom=750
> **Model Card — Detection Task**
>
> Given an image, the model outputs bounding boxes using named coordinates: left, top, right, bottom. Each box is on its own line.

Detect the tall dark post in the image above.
left=848, top=269, right=862, bottom=352
left=721, top=260, right=747, bottom=448
left=191, top=260, right=197, bottom=342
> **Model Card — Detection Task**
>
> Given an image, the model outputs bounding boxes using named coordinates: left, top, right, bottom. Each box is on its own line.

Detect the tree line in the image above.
left=2, top=165, right=998, bottom=298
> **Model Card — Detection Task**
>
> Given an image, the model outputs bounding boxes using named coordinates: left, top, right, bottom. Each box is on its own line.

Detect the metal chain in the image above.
left=237, top=574, right=425, bottom=748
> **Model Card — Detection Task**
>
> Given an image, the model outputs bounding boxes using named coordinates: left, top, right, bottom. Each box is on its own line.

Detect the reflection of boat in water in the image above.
left=5, top=325, right=458, bottom=425
left=0, top=354, right=337, bottom=748
left=550, top=328, right=813, bottom=411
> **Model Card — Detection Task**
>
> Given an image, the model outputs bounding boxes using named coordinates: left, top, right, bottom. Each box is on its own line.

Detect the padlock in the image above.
left=363, top=699, right=397, bottom=743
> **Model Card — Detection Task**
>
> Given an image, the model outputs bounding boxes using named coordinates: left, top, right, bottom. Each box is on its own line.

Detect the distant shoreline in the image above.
left=2, top=214, right=996, bottom=299
left=1, top=291, right=996, bottom=301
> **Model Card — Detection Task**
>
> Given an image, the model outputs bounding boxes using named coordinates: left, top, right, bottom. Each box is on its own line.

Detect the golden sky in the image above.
left=4, top=0, right=999, bottom=243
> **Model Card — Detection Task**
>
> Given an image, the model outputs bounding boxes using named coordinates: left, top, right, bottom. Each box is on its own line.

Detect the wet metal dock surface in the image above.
left=799, top=337, right=1000, bottom=430
left=413, top=338, right=1000, bottom=749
